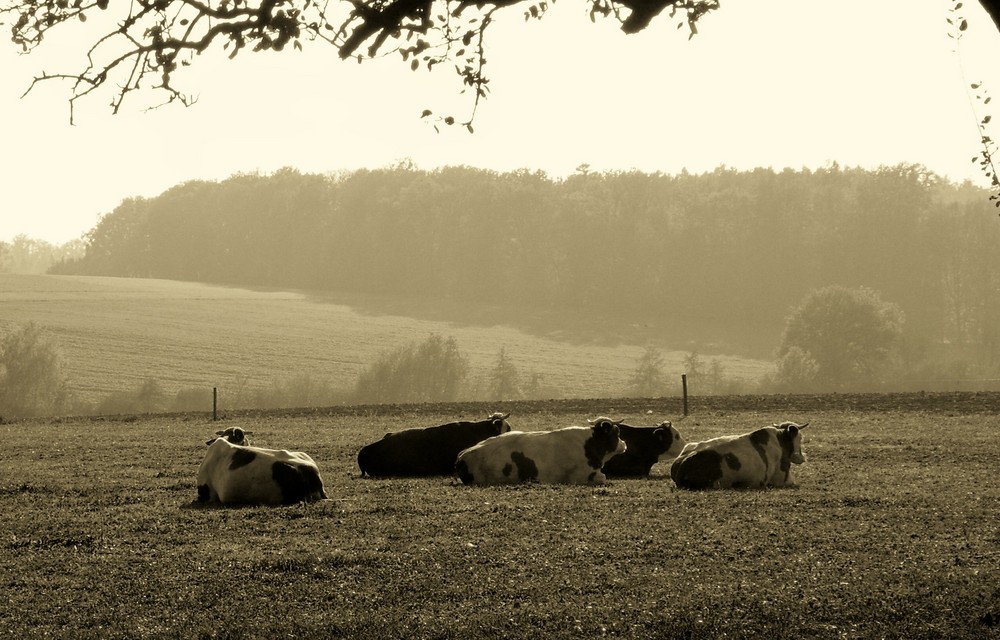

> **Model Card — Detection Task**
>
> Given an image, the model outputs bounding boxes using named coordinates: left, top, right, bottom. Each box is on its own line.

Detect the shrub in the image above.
left=0, top=322, right=71, bottom=417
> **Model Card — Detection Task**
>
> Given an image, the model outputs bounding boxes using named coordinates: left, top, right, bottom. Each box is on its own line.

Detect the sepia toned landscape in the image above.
left=2, top=400, right=999, bottom=638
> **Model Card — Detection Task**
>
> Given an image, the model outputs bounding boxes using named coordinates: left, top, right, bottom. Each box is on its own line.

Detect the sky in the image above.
left=2, top=0, right=1000, bottom=244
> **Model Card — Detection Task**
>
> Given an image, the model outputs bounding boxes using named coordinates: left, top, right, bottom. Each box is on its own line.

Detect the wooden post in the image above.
left=681, top=374, right=688, bottom=417
left=213, top=387, right=218, bottom=421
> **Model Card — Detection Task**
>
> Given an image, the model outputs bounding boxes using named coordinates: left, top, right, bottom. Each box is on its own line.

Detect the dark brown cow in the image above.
left=358, top=412, right=512, bottom=477
left=599, top=418, right=686, bottom=477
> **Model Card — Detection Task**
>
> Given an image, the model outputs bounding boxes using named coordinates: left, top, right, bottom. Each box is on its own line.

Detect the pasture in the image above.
left=0, top=274, right=770, bottom=407
left=2, top=395, right=999, bottom=639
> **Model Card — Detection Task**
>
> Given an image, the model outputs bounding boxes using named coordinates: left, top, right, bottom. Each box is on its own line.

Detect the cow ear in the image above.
left=214, top=430, right=226, bottom=436
left=205, top=437, right=218, bottom=445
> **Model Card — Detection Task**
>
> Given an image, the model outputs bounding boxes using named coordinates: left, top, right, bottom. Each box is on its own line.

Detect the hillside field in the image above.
left=1, top=395, right=998, bottom=639
left=0, top=274, right=771, bottom=408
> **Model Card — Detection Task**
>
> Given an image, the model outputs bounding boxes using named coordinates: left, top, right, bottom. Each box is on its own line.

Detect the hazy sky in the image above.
left=2, top=0, right=1000, bottom=244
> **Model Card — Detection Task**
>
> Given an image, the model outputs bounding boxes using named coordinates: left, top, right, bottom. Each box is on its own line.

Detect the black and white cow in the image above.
left=598, top=417, right=687, bottom=477
left=357, top=412, right=512, bottom=477
left=670, top=421, right=808, bottom=490
left=208, top=427, right=253, bottom=446
left=454, top=418, right=627, bottom=486
left=197, top=428, right=327, bottom=505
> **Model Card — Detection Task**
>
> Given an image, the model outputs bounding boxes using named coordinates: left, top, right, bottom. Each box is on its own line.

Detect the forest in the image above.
left=50, top=163, right=1000, bottom=384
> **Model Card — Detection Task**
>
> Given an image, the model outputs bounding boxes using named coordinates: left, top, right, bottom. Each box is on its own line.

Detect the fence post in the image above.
left=213, top=387, right=218, bottom=421
left=681, top=374, right=688, bottom=417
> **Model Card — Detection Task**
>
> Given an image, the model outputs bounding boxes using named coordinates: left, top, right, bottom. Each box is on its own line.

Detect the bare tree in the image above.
left=7, top=1, right=997, bottom=126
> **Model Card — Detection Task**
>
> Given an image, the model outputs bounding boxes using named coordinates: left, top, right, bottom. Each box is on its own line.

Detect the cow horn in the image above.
left=798, top=422, right=809, bottom=429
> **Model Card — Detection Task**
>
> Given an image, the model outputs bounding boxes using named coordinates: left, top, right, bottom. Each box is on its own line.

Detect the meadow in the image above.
left=2, top=394, right=998, bottom=639
left=0, top=274, right=770, bottom=407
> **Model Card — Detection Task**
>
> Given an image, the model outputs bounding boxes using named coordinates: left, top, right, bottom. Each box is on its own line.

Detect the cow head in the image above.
left=655, top=421, right=688, bottom=460
left=487, top=412, right=513, bottom=436
left=584, top=417, right=627, bottom=468
left=775, top=421, right=807, bottom=464
left=206, top=427, right=252, bottom=446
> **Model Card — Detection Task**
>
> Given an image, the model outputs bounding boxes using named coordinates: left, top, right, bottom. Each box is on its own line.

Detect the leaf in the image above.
left=959, top=19, right=968, bottom=31
left=444, top=116, right=455, bottom=125
left=984, top=115, right=993, bottom=124
left=410, top=59, right=419, bottom=71
left=421, top=109, right=432, bottom=118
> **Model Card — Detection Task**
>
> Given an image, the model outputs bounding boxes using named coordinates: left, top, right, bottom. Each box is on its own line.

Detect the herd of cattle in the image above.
left=196, top=412, right=809, bottom=506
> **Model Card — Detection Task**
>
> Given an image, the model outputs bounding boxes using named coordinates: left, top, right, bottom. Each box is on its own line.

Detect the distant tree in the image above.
left=354, top=334, right=469, bottom=404
left=489, top=347, right=522, bottom=401
left=772, top=345, right=820, bottom=393
left=704, top=358, right=725, bottom=394
left=0, top=235, right=83, bottom=274
left=628, top=346, right=668, bottom=397
left=777, top=286, right=905, bottom=391
left=0, top=322, right=71, bottom=417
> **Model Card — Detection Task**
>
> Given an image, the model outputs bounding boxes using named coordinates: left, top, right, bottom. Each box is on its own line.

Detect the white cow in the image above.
left=455, top=418, right=627, bottom=486
left=671, top=421, right=808, bottom=489
left=197, top=428, right=327, bottom=505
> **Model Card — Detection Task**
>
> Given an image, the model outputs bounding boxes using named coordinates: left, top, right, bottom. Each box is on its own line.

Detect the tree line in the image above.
left=50, top=163, right=1000, bottom=380
left=1, top=235, right=85, bottom=274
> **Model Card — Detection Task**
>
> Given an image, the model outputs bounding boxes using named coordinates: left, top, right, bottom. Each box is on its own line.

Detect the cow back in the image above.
left=358, top=416, right=510, bottom=477
left=456, top=423, right=625, bottom=486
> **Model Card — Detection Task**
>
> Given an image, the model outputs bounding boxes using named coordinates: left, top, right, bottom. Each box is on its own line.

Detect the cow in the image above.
left=197, top=427, right=327, bottom=505
left=455, top=418, right=627, bottom=486
left=357, top=412, right=512, bottom=477
left=670, top=421, right=808, bottom=490
left=208, top=427, right=253, bottom=446
left=599, top=418, right=687, bottom=477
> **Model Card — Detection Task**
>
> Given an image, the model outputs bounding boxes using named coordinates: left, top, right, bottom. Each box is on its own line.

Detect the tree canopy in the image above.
left=4, top=1, right=998, bottom=125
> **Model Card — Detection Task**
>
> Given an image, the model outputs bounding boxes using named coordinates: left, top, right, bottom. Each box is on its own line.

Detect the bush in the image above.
left=0, top=322, right=72, bottom=418
left=354, top=334, right=469, bottom=404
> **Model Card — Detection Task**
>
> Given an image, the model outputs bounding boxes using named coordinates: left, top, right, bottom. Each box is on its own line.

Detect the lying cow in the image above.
left=455, top=418, right=627, bottom=486
left=358, top=412, right=512, bottom=477
left=209, top=427, right=253, bottom=445
left=197, top=427, right=327, bottom=505
left=670, top=421, right=808, bottom=490
left=599, top=417, right=686, bottom=477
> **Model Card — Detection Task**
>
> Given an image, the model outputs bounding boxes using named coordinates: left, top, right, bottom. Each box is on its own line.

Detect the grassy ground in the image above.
left=0, top=274, right=770, bottom=406
left=1, top=396, right=999, bottom=639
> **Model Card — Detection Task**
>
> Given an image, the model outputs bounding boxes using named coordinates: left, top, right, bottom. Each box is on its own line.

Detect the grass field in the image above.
left=2, top=395, right=998, bottom=639
left=0, top=274, right=771, bottom=408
